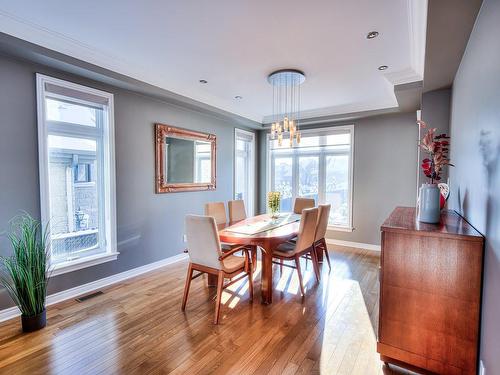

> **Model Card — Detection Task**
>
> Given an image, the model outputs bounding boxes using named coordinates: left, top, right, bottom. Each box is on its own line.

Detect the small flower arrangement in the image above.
left=267, top=191, right=281, bottom=218
left=418, top=121, right=453, bottom=184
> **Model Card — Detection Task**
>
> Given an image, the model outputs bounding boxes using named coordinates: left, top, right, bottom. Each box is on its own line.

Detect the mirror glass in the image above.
left=164, top=137, right=212, bottom=183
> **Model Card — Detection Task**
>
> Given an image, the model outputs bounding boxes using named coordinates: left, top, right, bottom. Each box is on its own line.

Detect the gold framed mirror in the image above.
left=155, top=123, right=216, bottom=193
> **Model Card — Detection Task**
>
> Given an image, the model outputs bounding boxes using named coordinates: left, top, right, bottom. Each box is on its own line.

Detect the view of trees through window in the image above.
left=269, top=128, right=352, bottom=227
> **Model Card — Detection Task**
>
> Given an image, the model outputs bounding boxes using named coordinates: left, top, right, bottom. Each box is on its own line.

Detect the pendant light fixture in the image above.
left=268, top=69, right=305, bottom=147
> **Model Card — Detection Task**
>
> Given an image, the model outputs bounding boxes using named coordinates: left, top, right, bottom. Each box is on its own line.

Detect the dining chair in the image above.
left=204, top=202, right=227, bottom=225
left=293, top=197, right=315, bottom=214
left=228, top=200, right=247, bottom=222
left=271, top=207, right=320, bottom=296
left=313, top=204, right=332, bottom=270
left=205, top=201, right=257, bottom=271
left=182, top=214, right=253, bottom=324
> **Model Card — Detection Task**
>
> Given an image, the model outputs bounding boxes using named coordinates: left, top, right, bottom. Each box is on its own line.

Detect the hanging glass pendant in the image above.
left=268, top=69, right=305, bottom=148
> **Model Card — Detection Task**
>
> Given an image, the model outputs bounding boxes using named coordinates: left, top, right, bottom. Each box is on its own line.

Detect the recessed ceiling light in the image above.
left=234, top=95, right=243, bottom=100
left=367, top=31, right=379, bottom=39
left=199, top=79, right=208, bottom=84
left=378, top=65, right=389, bottom=71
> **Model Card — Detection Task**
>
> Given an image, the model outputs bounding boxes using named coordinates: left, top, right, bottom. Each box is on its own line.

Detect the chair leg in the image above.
left=181, top=263, right=193, bottom=311
left=322, top=238, right=332, bottom=270
left=295, top=255, right=305, bottom=296
left=214, top=270, right=224, bottom=325
left=310, top=248, right=321, bottom=283
left=280, top=259, right=283, bottom=276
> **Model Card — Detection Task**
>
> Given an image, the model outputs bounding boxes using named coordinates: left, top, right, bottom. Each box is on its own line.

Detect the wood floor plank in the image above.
left=0, top=246, right=416, bottom=374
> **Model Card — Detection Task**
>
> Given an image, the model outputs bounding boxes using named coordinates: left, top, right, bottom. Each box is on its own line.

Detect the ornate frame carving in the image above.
left=155, top=123, right=216, bottom=193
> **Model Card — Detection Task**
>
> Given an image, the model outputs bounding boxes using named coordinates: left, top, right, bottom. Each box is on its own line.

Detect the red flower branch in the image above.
left=418, top=120, right=453, bottom=184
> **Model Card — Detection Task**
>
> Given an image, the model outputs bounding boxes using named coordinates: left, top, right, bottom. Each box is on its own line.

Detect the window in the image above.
left=37, top=74, right=117, bottom=275
left=267, top=125, right=354, bottom=230
left=234, top=128, right=255, bottom=216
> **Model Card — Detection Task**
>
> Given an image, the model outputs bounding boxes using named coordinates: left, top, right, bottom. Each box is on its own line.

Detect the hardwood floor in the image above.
left=0, top=246, right=418, bottom=375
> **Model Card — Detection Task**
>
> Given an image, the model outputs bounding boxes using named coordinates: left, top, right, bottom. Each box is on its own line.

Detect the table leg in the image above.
left=207, top=273, right=217, bottom=287
left=260, top=246, right=273, bottom=304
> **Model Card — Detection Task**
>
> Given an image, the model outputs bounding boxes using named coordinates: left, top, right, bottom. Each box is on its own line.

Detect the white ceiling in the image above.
left=0, top=0, right=426, bottom=123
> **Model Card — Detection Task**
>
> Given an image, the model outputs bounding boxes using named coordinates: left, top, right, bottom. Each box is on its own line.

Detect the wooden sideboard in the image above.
left=378, top=207, right=484, bottom=374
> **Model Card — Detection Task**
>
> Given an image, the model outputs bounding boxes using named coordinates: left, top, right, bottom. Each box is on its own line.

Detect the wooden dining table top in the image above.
left=214, top=212, right=303, bottom=304
left=218, top=213, right=301, bottom=245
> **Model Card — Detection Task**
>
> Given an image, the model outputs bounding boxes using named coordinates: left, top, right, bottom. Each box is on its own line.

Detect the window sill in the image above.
left=328, top=225, right=354, bottom=232
left=50, top=251, right=119, bottom=277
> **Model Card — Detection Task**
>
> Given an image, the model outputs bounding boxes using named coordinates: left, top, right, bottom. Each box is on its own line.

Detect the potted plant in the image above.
left=417, top=121, right=453, bottom=223
left=0, top=214, right=51, bottom=332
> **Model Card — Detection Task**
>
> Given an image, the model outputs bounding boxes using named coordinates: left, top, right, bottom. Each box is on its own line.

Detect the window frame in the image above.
left=36, top=74, right=118, bottom=276
left=266, top=125, right=354, bottom=232
left=234, top=128, right=256, bottom=216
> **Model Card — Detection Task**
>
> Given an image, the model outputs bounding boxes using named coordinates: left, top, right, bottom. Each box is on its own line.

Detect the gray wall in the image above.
left=420, top=88, right=451, bottom=182
left=448, top=0, right=500, bottom=372
left=258, top=112, right=418, bottom=245
left=0, top=54, right=255, bottom=309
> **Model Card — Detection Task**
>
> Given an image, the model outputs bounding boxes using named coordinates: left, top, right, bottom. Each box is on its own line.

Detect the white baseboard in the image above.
left=0, top=252, right=188, bottom=323
left=326, top=238, right=381, bottom=252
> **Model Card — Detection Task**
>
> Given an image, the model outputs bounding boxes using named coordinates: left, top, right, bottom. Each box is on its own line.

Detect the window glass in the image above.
left=273, top=157, right=293, bottom=212
left=269, top=128, right=353, bottom=228
left=234, top=129, right=255, bottom=215
left=298, top=156, right=319, bottom=203
left=46, top=98, right=99, bottom=127
left=325, top=154, right=349, bottom=226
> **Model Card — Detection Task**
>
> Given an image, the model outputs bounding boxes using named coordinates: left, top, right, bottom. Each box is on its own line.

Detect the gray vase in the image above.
left=418, top=184, right=441, bottom=223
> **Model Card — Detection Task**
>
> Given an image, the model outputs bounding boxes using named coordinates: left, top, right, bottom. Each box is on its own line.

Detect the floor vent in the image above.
left=75, top=291, right=104, bottom=302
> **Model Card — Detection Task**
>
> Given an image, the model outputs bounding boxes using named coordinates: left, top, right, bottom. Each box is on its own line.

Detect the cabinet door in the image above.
left=379, top=231, right=482, bottom=373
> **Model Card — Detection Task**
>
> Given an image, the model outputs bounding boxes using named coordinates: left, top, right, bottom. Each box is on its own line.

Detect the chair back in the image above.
left=204, top=202, right=227, bottom=225
left=315, top=204, right=331, bottom=242
left=185, top=215, right=222, bottom=269
left=293, top=197, right=315, bottom=214
left=228, top=200, right=247, bottom=222
left=295, top=207, right=319, bottom=252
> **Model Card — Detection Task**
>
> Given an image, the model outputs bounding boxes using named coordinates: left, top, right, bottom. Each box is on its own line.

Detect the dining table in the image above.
left=215, top=212, right=301, bottom=304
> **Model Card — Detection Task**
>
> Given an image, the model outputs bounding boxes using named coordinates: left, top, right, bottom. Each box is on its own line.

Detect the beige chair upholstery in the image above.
left=274, top=207, right=318, bottom=256
left=293, top=197, right=315, bottom=214
left=272, top=207, right=320, bottom=295
left=315, top=204, right=331, bottom=242
left=185, top=214, right=244, bottom=272
left=313, top=204, right=332, bottom=270
left=183, top=214, right=253, bottom=324
left=228, top=200, right=247, bottom=222
left=204, top=202, right=227, bottom=225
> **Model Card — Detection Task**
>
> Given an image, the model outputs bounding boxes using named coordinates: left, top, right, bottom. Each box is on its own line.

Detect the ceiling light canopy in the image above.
left=268, top=69, right=306, bottom=147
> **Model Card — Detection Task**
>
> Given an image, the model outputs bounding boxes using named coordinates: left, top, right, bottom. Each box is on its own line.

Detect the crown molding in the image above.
left=407, top=0, right=428, bottom=81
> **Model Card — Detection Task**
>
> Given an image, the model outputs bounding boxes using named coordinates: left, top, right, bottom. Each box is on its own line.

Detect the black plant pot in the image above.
left=21, top=309, right=46, bottom=332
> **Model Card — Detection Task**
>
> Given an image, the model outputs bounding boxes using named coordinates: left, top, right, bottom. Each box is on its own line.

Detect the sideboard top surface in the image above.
left=381, top=206, right=483, bottom=242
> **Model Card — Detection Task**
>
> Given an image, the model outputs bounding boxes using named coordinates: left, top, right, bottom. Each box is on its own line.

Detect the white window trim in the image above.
left=234, top=128, right=256, bottom=216
left=266, top=125, right=355, bottom=232
left=36, top=74, right=118, bottom=275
